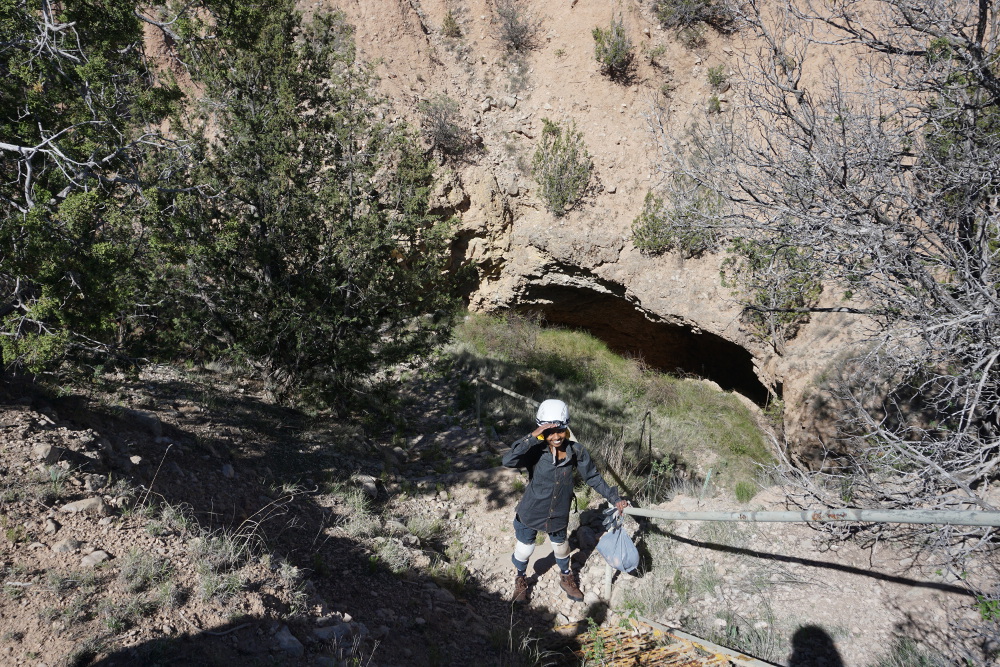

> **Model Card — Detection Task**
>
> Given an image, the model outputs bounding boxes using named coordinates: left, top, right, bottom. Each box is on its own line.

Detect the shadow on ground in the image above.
left=3, top=372, right=596, bottom=667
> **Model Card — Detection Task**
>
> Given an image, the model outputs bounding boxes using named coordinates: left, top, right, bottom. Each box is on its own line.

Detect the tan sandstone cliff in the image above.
left=325, top=0, right=867, bottom=457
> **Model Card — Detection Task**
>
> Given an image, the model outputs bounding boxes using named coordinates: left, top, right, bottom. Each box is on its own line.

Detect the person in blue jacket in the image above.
left=502, top=399, right=629, bottom=603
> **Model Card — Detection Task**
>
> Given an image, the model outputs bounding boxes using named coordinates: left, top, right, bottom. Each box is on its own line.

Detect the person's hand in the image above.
left=615, top=500, right=630, bottom=515
left=531, top=422, right=561, bottom=438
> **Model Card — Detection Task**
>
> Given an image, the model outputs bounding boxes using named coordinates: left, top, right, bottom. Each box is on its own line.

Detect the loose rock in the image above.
left=60, top=498, right=110, bottom=516
left=313, top=622, right=352, bottom=644
left=31, top=444, right=62, bottom=464
left=81, top=550, right=110, bottom=568
left=273, top=625, right=304, bottom=656
left=51, top=539, right=81, bottom=554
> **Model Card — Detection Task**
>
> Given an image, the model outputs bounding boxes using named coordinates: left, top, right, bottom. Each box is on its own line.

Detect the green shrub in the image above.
left=592, top=15, right=635, bottom=81
left=631, top=190, right=720, bottom=257
left=375, top=539, right=411, bottom=575
left=442, top=10, right=461, bottom=38
left=418, top=94, right=470, bottom=154
left=406, top=515, right=444, bottom=541
left=722, top=238, right=822, bottom=345
left=196, top=569, right=243, bottom=601
left=678, top=23, right=706, bottom=48
left=338, top=487, right=381, bottom=537
left=645, top=43, right=669, bottom=69
left=531, top=118, right=593, bottom=215
left=98, top=598, right=157, bottom=633
left=493, top=0, right=542, bottom=52
left=975, top=595, right=1000, bottom=621
left=707, top=64, right=727, bottom=88
left=653, top=0, right=738, bottom=33
left=707, top=94, right=722, bottom=114
left=705, top=609, right=784, bottom=664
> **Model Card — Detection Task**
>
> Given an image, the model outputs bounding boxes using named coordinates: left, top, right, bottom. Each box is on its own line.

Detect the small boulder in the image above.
left=43, top=518, right=60, bottom=535
left=83, top=475, right=106, bottom=493
left=273, top=625, right=304, bottom=657
left=429, top=586, right=455, bottom=603
left=81, top=550, right=111, bottom=568
left=352, top=474, right=378, bottom=499
left=125, top=409, right=162, bottom=438
left=221, top=464, right=235, bottom=479
left=60, top=498, right=110, bottom=516
left=31, top=444, right=62, bottom=464
left=51, top=538, right=81, bottom=554
left=313, top=622, right=352, bottom=644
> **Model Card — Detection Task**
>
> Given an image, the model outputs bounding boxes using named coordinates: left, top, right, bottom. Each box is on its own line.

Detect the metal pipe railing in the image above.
left=623, top=506, right=1000, bottom=527
left=605, top=506, right=1000, bottom=600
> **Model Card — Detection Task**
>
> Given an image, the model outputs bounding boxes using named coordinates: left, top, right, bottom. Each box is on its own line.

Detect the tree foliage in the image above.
left=0, top=0, right=184, bottom=371
left=154, top=3, right=456, bottom=399
left=631, top=185, right=721, bottom=258
left=1, top=1, right=457, bottom=401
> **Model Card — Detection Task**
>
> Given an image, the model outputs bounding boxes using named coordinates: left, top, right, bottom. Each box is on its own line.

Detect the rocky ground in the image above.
left=1, top=361, right=996, bottom=666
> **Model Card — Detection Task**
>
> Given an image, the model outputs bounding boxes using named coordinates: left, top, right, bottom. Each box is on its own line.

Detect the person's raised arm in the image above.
left=576, top=446, right=629, bottom=513
left=502, top=423, right=559, bottom=468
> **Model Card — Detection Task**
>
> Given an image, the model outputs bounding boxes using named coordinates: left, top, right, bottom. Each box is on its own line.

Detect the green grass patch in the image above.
left=868, top=637, right=947, bottom=667
left=450, top=312, right=771, bottom=494
left=734, top=479, right=758, bottom=503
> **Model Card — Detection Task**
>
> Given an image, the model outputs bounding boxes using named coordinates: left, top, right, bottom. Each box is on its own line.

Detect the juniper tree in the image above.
left=0, top=0, right=184, bottom=372
left=157, top=4, right=456, bottom=400
left=1, top=1, right=457, bottom=402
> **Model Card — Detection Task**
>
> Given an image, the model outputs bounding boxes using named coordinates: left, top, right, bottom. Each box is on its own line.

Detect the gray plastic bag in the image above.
left=596, top=510, right=639, bottom=572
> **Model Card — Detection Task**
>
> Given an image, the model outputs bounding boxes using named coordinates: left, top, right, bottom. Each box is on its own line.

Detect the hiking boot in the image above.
left=512, top=574, right=529, bottom=603
left=559, top=571, right=584, bottom=602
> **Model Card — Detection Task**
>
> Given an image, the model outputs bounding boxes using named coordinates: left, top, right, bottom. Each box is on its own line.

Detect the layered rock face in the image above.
left=330, top=0, right=863, bottom=452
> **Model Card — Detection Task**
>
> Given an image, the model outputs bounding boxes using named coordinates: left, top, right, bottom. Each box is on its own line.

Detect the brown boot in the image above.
left=559, top=571, right=584, bottom=602
left=512, top=574, right=529, bottom=603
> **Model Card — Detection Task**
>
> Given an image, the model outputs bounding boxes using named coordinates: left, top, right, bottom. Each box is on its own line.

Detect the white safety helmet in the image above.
left=536, top=399, right=570, bottom=427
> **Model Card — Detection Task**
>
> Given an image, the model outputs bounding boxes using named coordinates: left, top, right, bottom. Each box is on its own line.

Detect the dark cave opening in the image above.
left=518, top=284, right=773, bottom=406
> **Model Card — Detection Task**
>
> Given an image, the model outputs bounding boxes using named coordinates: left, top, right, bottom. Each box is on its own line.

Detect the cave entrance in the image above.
left=518, top=285, right=772, bottom=405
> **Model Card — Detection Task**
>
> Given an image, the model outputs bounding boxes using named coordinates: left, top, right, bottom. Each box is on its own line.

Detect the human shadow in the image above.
left=788, top=625, right=845, bottom=667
